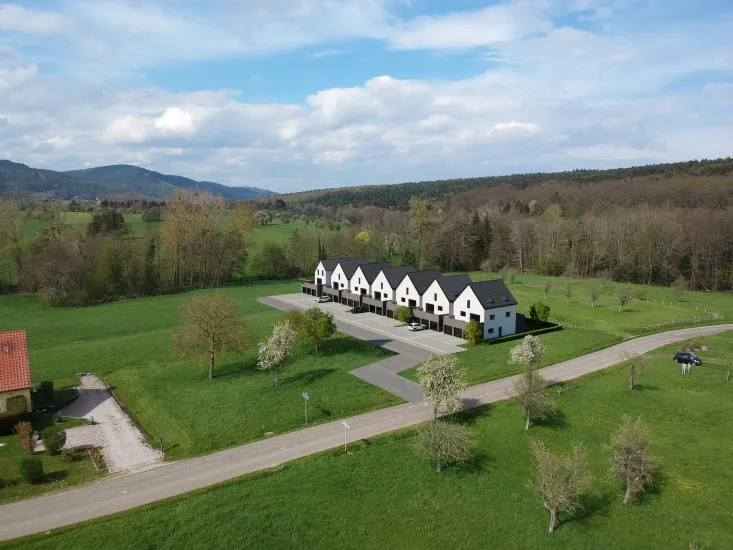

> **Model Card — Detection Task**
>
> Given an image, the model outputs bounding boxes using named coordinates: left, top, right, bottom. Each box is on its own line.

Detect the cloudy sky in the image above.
left=0, top=1, right=731, bottom=192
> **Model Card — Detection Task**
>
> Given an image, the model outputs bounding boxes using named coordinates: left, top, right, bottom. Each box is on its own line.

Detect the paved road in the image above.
left=1, top=323, right=730, bottom=541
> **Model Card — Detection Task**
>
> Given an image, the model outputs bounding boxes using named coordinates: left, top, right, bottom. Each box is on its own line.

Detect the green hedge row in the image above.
left=487, top=324, right=563, bottom=346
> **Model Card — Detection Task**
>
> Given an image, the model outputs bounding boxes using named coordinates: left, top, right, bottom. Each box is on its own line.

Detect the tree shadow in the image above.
left=316, top=337, right=385, bottom=357
left=632, top=383, right=660, bottom=391
left=285, top=368, right=336, bottom=386
left=568, top=490, right=615, bottom=525
left=0, top=478, right=18, bottom=489
left=533, top=408, right=568, bottom=430
left=454, top=449, right=493, bottom=475
left=43, top=470, right=69, bottom=484
left=454, top=403, right=492, bottom=426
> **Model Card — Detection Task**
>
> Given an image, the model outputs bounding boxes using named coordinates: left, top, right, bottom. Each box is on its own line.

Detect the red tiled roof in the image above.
left=0, top=331, right=31, bottom=393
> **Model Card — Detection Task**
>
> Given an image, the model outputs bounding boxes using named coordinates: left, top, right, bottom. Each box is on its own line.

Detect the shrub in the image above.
left=19, top=457, right=44, bottom=484
left=5, top=395, right=28, bottom=415
left=36, top=381, right=54, bottom=401
left=42, top=426, right=67, bottom=455
left=13, top=421, right=34, bottom=454
left=464, top=320, right=483, bottom=346
left=529, top=300, right=551, bottom=322
left=395, top=306, right=413, bottom=323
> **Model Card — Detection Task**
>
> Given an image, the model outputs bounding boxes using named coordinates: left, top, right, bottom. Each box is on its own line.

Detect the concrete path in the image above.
left=259, top=295, right=461, bottom=402
left=61, top=374, right=163, bottom=473
left=0, top=323, right=730, bottom=541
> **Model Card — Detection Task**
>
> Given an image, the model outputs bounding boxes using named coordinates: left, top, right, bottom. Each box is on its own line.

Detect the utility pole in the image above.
left=342, top=421, right=351, bottom=452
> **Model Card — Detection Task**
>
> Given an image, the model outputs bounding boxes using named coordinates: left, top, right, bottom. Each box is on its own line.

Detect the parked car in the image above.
left=673, top=351, right=703, bottom=366
left=408, top=322, right=426, bottom=332
left=315, top=296, right=330, bottom=303
left=348, top=306, right=367, bottom=314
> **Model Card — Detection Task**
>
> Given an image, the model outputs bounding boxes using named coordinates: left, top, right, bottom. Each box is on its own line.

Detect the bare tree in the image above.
left=417, top=354, right=467, bottom=420
left=530, top=440, right=591, bottom=533
left=258, top=321, right=298, bottom=387
left=544, top=281, right=553, bottom=300
left=617, top=286, right=633, bottom=312
left=590, top=287, right=600, bottom=308
left=623, top=353, right=648, bottom=391
left=415, top=420, right=473, bottom=472
left=671, top=275, right=688, bottom=303
left=172, top=291, right=250, bottom=379
left=609, top=416, right=656, bottom=504
left=13, top=421, right=34, bottom=454
left=564, top=284, right=573, bottom=304
left=509, top=336, right=553, bottom=429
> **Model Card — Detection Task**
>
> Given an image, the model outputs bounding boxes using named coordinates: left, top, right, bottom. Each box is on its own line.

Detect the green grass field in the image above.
left=0, top=418, right=102, bottom=505
left=402, top=273, right=732, bottom=384
left=7, top=333, right=732, bottom=549
left=0, top=282, right=401, bottom=461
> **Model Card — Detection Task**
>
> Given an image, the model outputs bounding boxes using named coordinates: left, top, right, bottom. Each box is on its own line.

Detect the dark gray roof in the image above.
left=405, top=270, right=442, bottom=295
left=335, top=259, right=370, bottom=279
left=355, top=263, right=391, bottom=283
left=378, top=266, right=416, bottom=289
left=320, top=259, right=343, bottom=271
left=434, top=274, right=472, bottom=302
left=466, top=279, right=517, bottom=309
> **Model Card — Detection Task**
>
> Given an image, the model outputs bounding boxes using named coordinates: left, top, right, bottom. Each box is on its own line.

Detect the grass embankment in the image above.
left=0, top=281, right=401, bottom=462
left=6, top=333, right=732, bottom=549
left=402, top=273, right=732, bottom=384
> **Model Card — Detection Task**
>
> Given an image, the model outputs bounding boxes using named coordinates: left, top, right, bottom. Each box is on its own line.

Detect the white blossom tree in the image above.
left=257, top=321, right=298, bottom=387
left=417, top=354, right=467, bottom=419
left=510, top=335, right=553, bottom=430
left=415, top=420, right=473, bottom=472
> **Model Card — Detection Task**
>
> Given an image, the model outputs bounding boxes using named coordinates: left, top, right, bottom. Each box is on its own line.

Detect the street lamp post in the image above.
left=342, top=421, right=351, bottom=452
left=302, top=392, right=310, bottom=424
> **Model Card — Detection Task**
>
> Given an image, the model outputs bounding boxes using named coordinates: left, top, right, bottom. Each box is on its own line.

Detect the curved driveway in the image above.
left=1, top=323, right=730, bottom=542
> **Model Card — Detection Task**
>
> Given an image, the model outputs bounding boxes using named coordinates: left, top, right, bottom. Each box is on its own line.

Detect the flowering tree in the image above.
left=258, top=321, right=298, bottom=387
left=417, top=354, right=467, bottom=419
left=510, top=335, right=552, bottom=430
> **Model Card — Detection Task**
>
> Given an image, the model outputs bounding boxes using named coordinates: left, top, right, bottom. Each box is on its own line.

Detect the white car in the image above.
left=315, top=296, right=331, bottom=303
left=408, top=322, right=426, bottom=332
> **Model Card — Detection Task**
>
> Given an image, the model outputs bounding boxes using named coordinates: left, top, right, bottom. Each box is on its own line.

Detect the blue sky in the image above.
left=0, top=0, right=731, bottom=192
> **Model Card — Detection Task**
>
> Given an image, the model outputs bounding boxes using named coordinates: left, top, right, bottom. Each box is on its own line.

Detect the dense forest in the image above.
left=277, top=158, right=733, bottom=209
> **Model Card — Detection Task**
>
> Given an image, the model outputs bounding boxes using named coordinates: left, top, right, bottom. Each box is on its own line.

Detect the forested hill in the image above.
left=0, top=161, right=276, bottom=200
left=282, top=158, right=733, bottom=208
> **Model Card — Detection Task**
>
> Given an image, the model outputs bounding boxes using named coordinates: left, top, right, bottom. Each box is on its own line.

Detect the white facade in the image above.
left=453, top=287, right=517, bottom=339
left=331, top=264, right=351, bottom=291
left=315, top=261, right=333, bottom=286
left=422, top=279, right=452, bottom=315
left=350, top=266, right=372, bottom=297
left=372, top=271, right=396, bottom=301
left=395, top=276, right=423, bottom=309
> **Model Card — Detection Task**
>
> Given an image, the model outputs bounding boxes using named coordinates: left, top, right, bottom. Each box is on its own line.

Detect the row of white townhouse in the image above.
left=304, top=259, right=517, bottom=340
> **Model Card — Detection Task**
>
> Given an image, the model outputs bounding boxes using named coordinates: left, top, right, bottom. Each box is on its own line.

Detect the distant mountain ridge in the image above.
left=0, top=160, right=276, bottom=200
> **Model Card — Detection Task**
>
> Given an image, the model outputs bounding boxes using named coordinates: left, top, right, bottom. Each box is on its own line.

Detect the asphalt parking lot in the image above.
left=271, top=293, right=466, bottom=355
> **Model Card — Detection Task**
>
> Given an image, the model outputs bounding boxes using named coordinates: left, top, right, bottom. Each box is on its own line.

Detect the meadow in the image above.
left=5, top=333, right=732, bottom=549
left=402, top=273, right=732, bottom=384
left=0, top=281, right=401, bottom=462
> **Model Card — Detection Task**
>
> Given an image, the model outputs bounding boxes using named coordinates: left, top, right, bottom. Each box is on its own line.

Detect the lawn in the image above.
left=0, top=417, right=102, bottom=505
left=6, top=333, right=732, bottom=549
left=0, top=281, right=401, bottom=461
left=402, top=273, right=733, bottom=385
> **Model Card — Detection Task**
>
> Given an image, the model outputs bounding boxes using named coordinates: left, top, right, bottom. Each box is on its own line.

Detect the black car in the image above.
left=673, top=352, right=703, bottom=366
left=348, top=306, right=367, bottom=314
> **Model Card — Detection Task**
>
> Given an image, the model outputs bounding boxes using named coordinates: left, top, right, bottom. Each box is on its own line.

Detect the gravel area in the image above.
left=61, top=374, right=162, bottom=473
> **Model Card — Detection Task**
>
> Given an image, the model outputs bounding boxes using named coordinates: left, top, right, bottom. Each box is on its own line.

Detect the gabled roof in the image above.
left=466, top=279, right=517, bottom=309
left=433, top=274, right=473, bottom=302
left=354, top=263, right=391, bottom=283
left=335, top=259, right=370, bottom=279
left=319, top=259, right=343, bottom=271
left=0, top=330, right=31, bottom=393
left=378, top=266, right=416, bottom=289
left=404, top=270, right=442, bottom=295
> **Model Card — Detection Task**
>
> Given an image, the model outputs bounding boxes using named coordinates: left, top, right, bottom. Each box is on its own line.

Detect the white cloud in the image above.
left=0, top=63, right=36, bottom=89
left=0, top=4, right=70, bottom=35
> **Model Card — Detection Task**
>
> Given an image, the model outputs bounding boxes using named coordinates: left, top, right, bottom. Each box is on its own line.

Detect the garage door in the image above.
left=387, top=310, right=394, bottom=319
left=430, top=321, right=438, bottom=331
left=444, top=325, right=452, bottom=335
left=453, top=328, right=463, bottom=339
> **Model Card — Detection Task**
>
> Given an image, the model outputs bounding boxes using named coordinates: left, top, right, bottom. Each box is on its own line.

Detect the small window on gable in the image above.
left=401, top=297, right=406, bottom=303
left=460, top=311, right=466, bottom=317
left=467, top=300, right=471, bottom=308
left=506, top=311, right=511, bottom=317
left=434, top=293, right=437, bottom=300
left=489, top=328, right=495, bottom=334
left=490, top=314, right=495, bottom=320
left=381, top=282, right=383, bottom=289
left=437, top=306, right=443, bottom=312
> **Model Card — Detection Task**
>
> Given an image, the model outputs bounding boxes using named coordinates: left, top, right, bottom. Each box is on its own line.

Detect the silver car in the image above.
left=408, top=322, right=426, bottom=332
